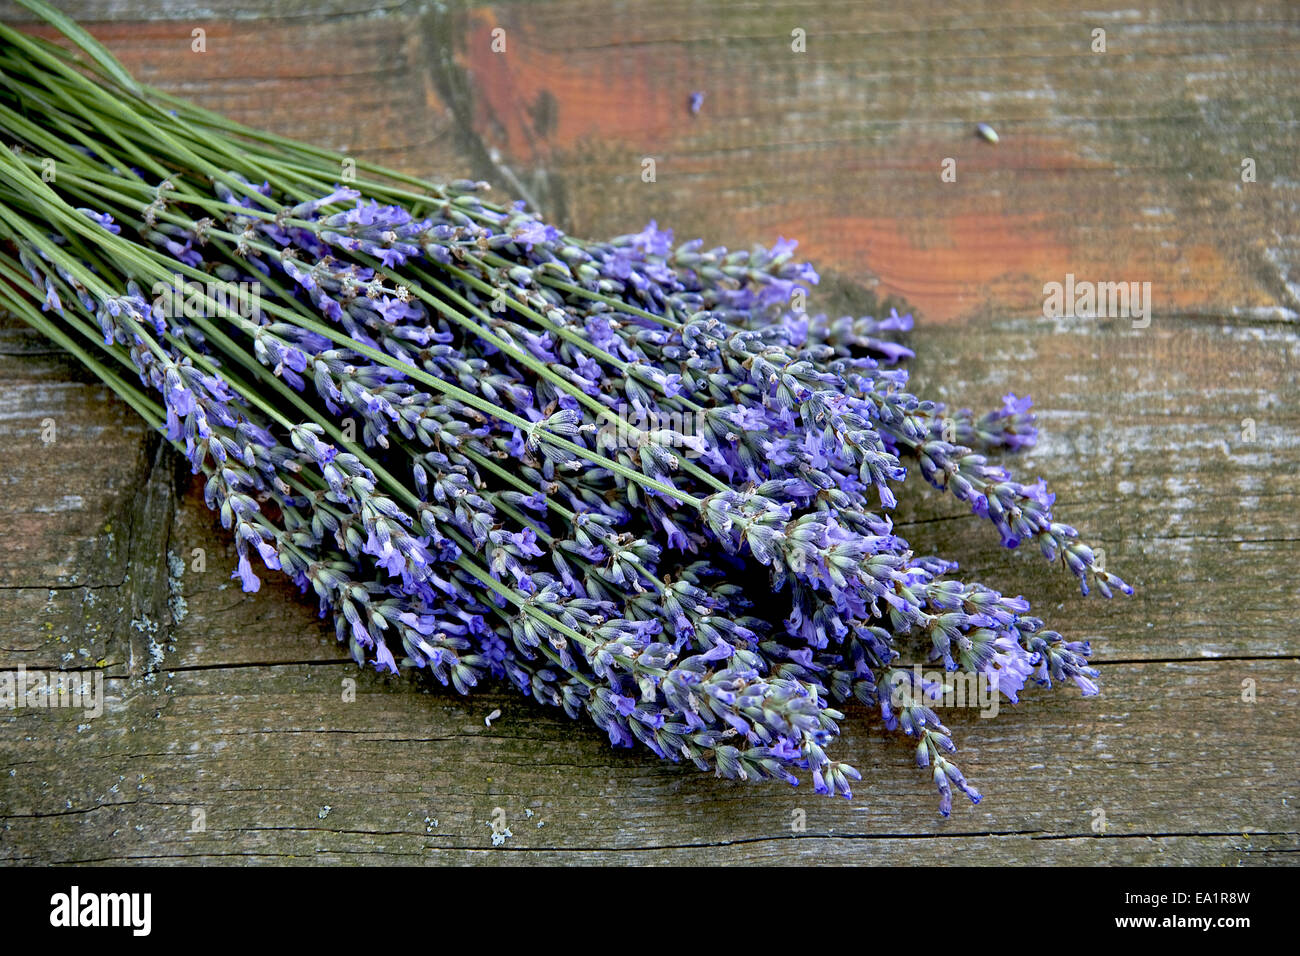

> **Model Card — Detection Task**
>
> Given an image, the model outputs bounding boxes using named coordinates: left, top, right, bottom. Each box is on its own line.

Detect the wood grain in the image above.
left=0, top=0, right=1297, bottom=864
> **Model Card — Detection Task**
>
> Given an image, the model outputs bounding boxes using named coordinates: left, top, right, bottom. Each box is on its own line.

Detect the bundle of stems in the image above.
left=0, top=0, right=1129, bottom=813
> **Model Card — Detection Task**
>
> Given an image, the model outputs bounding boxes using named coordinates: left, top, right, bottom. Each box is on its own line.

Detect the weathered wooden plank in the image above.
left=0, top=327, right=167, bottom=686
left=1, top=0, right=1297, bottom=862
left=895, top=316, right=1300, bottom=664
left=1, top=659, right=1295, bottom=863
left=441, top=1, right=1300, bottom=324
left=7, top=2, right=1296, bottom=326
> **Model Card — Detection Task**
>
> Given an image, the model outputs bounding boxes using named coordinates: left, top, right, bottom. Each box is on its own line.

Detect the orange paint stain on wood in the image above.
left=769, top=211, right=1072, bottom=322
left=767, top=210, right=1233, bottom=324
left=458, top=9, right=688, bottom=160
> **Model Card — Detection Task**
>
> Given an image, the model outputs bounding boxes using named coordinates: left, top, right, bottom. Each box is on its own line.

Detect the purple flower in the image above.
left=511, top=219, right=559, bottom=248
left=77, top=208, right=120, bottom=234
left=770, top=237, right=798, bottom=259
left=630, top=220, right=673, bottom=257
left=234, top=553, right=261, bottom=592
left=1001, top=392, right=1033, bottom=417
left=727, top=405, right=768, bottom=431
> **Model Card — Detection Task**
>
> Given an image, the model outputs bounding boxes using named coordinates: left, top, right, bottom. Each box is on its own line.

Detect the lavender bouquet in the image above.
left=0, top=0, right=1129, bottom=814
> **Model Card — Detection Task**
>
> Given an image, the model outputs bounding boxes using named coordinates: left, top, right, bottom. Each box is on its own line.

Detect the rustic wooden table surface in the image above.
left=1, top=0, right=1296, bottom=865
